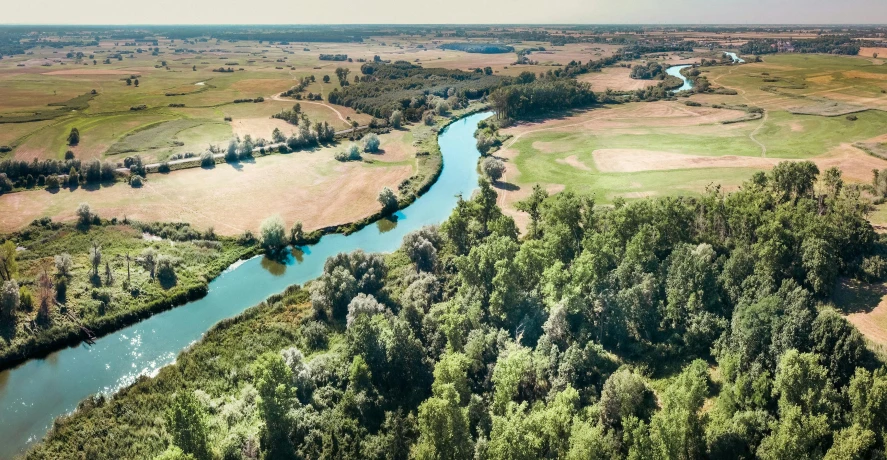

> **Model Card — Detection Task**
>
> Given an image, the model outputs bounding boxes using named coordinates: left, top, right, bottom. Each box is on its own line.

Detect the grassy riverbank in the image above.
left=0, top=218, right=257, bottom=370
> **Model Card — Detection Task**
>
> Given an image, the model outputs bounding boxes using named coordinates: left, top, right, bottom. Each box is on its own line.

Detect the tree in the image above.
left=515, top=184, right=548, bottom=239
left=134, top=79, right=139, bottom=87
left=54, top=253, right=73, bottom=278
left=0, top=240, right=17, bottom=282
left=77, top=203, right=92, bottom=226
left=225, top=140, right=239, bottom=162
left=390, top=110, right=403, bottom=129
left=323, top=75, right=330, bottom=83
left=88, top=242, right=102, bottom=278
left=141, top=248, right=157, bottom=279
left=156, top=256, right=176, bottom=284
left=650, top=360, right=708, bottom=459
left=289, top=221, right=304, bottom=246
left=1, top=279, right=20, bottom=318
left=378, top=187, right=398, bottom=214
left=413, top=384, right=472, bottom=460
left=363, top=133, right=380, bottom=153
left=166, top=391, right=211, bottom=460
left=482, top=157, right=505, bottom=183
left=126, top=78, right=132, bottom=85
left=346, top=293, right=388, bottom=328
left=67, top=127, right=80, bottom=146
left=260, top=215, right=287, bottom=254
left=255, top=352, right=295, bottom=458
left=271, top=127, right=286, bottom=143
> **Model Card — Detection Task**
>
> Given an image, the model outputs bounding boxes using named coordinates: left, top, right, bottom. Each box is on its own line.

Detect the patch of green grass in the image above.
left=0, top=220, right=256, bottom=368
left=106, top=118, right=226, bottom=156
left=511, top=131, right=760, bottom=203
left=759, top=110, right=887, bottom=158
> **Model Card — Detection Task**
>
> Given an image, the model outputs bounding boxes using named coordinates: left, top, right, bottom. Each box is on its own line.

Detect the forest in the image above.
left=27, top=161, right=887, bottom=460
left=326, top=62, right=502, bottom=120
left=739, top=36, right=861, bottom=55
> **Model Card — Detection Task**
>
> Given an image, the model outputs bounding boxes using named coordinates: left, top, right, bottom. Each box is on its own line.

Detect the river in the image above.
left=666, top=64, right=694, bottom=92
left=0, top=111, right=493, bottom=458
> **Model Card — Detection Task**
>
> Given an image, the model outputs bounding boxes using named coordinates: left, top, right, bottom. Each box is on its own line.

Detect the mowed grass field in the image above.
left=496, top=96, right=887, bottom=228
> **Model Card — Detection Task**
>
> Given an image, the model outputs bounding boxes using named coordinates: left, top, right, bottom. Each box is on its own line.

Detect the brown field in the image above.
left=579, top=67, right=658, bottom=91
left=859, top=47, right=887, bottom=58
left=40, top=69, right=143, bottom=76
left=0, top=132, right=414, bottom=235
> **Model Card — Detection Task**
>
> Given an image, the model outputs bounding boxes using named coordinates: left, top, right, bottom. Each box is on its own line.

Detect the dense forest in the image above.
left=489, top=77, right=597, bottom=120
left=739, top=36, right=861, bottom=55
left=439, top=43, right=515, bottom=54
left=28, top=161, right=887, bottom=459
left=327, top=62, right=502, bottom=120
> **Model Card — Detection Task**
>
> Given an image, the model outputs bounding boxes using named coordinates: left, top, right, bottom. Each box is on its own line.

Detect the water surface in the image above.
left=0, top=111, right=492, bottom=458
left=666, top=64, right=694, bottom=92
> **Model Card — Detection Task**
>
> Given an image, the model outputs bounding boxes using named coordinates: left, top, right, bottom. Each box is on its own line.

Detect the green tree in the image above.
left=413, top=384, right=472, bottom=460
left=650, top=360, right=708, bottom=459
left=390, top=110, right=403, bottom=128
left=824, top=424, right=876, bottom=460
left=0, top=240, right=17, bottom=281
left=165, top=391, right=211, bottom=460
left=67, top=127, right=80, bottom=146
left=255, top=352, right=295, bottom=458
left=482, top=157, right=505, bottom=183
left=260, top=215, right=287, bottom=254
left=378, top=187, right=398, bottom=214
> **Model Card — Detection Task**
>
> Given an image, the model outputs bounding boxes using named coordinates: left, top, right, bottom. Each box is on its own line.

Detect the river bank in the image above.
left=0, top=111, right=493, bottom=458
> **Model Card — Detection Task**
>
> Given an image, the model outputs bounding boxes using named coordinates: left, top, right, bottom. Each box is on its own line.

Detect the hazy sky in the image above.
left=5, top=0, right=887, bottom=25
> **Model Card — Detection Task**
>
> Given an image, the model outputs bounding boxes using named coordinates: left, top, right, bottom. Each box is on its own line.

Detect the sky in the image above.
left=3, top=0, right=887, bottom=25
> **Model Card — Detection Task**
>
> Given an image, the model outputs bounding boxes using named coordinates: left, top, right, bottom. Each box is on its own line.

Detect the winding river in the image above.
left=0, top=111, right=493, bottom=458
left=666, top=64, right=694, bottom=92
left=724, top=52, right=745, bottom=63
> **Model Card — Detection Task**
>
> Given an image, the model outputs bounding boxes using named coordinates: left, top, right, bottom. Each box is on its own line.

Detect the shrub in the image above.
left=300, top=321, right=329, bottom=351
left=155, top=256, right=176, bottom=284
left=45, top=175, right=60, bottom=189
left=130, top=175, right=143, bottom=187
left=424, top=112, right=435, bottom=125
left=335, top=144, right=362, bottom=162
left=158, top=162, right=170, bottom=173
left=200, top=151, right=215, bottom=167
left=363, top=133, right=380, bottom=153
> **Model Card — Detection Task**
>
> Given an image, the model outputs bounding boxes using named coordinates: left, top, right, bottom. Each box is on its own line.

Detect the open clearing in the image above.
left=579, top=67, right=658, bottom=91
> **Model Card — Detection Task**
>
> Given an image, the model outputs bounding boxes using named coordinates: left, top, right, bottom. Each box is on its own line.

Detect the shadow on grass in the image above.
left=831, top=278, right=887, bottom=315
left=494, top=181, right=520, bottom=192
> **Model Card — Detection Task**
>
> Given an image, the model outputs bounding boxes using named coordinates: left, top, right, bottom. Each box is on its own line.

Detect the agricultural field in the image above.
left=493, top=53, right=887, bottom=229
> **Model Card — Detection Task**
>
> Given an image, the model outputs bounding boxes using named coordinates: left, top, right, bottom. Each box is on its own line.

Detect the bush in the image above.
left=76, top=203, right=92, bottom=226
left=158, top=162, right=171, bottom=173
left=363, top=133, right=380, bottom=153
left=200, top=151, right=215, bottom=167
left=155, top=256, right=176, bottom=284
left=130, top=175, right=143, bottom=187
left=424, top=112, right=435, bottom=125
left=300, top=320, right=329, bottom=351
left=335, top=144, right=362, bottom=162
left=45, top=175, right=60, bottom=189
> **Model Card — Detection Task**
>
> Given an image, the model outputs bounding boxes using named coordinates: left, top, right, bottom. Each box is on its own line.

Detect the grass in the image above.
left=106, top=118, right=228, bottom=158
left=0, top=219, right=256, bottom=369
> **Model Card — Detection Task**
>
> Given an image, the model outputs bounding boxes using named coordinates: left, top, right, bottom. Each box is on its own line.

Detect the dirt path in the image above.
left=271, top=74, right=350, bottom=125
left=750, top=110, right=769, bottom=157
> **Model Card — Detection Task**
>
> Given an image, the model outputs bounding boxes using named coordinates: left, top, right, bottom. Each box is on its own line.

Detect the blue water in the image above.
left=724, top=52, right=745, bottom=64
left=0, top=111, right=492, bottom=458
left=666, top=64, right=694, bottom=92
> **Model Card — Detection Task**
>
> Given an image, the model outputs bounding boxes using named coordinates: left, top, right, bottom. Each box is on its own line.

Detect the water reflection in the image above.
left=291, top=247, right=305, bottom=263
left=376, top=211, right=404, bottom=234
left=260, top=254, right=288, bottom=276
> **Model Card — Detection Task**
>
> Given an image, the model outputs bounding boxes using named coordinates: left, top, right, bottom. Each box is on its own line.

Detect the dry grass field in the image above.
left=0, top=128, right=416, bottom=235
